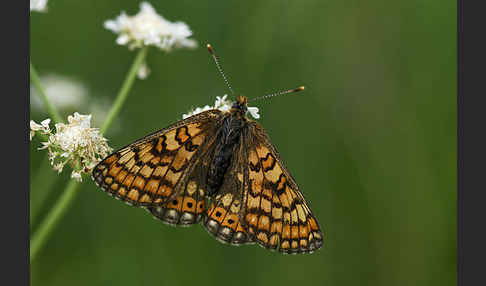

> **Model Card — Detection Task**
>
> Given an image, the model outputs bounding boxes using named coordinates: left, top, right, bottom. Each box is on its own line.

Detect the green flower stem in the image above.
left=101, top=46, right=148, bottom=134
left=30, top=180, right=80, bottom=262
left=30, top=47, right=149, bottom=263
left=30, top=61, right=64, bottom=124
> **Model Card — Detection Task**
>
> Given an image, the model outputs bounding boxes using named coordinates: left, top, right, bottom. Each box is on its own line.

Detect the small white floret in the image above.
left=247, top=106, right=260, bottom=119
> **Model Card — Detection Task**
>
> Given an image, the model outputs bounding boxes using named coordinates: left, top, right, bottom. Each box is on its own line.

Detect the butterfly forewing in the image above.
left=92, top=110, right=223, bottom=208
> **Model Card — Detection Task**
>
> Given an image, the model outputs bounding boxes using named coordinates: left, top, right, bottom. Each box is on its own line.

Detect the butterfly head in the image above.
left=231, top=96, right=248, bottom=116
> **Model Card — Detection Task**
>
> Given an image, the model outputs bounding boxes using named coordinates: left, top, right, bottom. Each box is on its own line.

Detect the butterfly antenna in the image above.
left=207, top=44, right=234, bottom=95
left=249, top=86, right=305, bottom=102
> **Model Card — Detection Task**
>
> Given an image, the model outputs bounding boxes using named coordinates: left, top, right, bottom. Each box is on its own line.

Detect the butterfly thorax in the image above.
left=206, top=96, right=249, bottom=195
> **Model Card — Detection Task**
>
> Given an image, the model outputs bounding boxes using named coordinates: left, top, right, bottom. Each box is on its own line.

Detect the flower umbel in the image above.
left=30, top=113, right=113, bottom=182
left=104, top=2, right=197, bottom=52
left=182, top=95, right=260, bottom=119
left=30, top=0, right=48, bottom=12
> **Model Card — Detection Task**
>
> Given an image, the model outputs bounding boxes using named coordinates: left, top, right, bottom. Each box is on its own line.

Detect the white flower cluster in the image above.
left=104, top=2, right=197, bottom=52
left=30, top=113, right=113, bottom=182
left=30, top=0, right=48, bottom=12
left=182, top=95, right=260, bottom=119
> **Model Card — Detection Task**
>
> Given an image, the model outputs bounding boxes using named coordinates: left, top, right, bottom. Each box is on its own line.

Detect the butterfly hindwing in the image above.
left=92, top=110, right=223, bottom=208
left=148, top=135, right=220, bottom=226
left=242, top=122, right=323, bottom=254
left=203, top=135, right=254, bottom=245
left=149, top=172, right=208, bottom=226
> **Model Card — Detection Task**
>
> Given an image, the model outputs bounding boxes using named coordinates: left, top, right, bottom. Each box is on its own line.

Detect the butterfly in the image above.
left=92, top=44, right=323, bottom=254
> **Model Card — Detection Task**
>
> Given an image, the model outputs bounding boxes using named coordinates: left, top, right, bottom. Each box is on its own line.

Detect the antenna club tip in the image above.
left=291, top=86, right=305, bottom=93
left=207, top=44, right=214, bottom=54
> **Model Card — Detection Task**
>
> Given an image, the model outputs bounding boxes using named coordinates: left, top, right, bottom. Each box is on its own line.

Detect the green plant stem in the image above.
left=30, top=61, right=65, bottom=242
left=30, top=47, right=149, bottom=263
left=101, top=46, right=148, bottom=134
left=30, top=180, right=80, bottom=262
left=30, top=61, right=64, bottom=124
left=30, top=155, right=60, bottom=228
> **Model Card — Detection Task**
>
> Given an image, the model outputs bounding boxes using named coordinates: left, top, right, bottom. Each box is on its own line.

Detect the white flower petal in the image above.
left=214, top=94, right=228, bottom=108
left=30, top=120, right=43, bottom=131
left=38, top=141, right=50, bottom=150
left=247, top=107, right=260, bottom=119
left=40, top=118, right=51, bottom=128
left=175, top=38, right=198, bottom=50
left=71, top=171, right=83, bottom=182
left=182, top=105, right=213, bottom=119
left=116, top=34, right=130, bottom=45
left=103, top=19, right=119, bottom=32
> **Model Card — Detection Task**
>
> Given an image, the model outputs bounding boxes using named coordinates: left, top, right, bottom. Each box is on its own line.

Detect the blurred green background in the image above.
left=30, top=0, right=456, bottom=285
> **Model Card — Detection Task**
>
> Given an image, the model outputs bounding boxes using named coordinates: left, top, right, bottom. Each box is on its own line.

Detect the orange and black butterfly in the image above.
left=92, top=44, right=323, bottom=254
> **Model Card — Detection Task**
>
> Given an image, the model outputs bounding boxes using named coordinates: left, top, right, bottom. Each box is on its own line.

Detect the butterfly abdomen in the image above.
left=207, top=115, right=245, bottom=195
